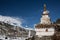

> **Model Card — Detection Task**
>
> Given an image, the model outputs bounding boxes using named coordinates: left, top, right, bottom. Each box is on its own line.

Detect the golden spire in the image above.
left=44, top=4, right=46, bottom=11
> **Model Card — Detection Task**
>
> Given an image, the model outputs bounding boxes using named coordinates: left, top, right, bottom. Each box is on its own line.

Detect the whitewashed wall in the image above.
left=35, top=28, right=55, bottom=37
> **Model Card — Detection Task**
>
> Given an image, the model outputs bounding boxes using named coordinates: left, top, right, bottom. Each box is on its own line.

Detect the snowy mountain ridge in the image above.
left=0, top=15, right=22, bottom=27
left=0, top=15, right=34, bottom=31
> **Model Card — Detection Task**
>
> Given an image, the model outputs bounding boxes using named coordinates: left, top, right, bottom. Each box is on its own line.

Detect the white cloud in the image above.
left=0, top=15, right=23, bottom=27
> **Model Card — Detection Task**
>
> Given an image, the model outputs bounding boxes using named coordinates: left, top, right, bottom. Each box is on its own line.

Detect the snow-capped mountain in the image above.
left=0, top=15, right=34, bottom=30
left=0, top=15, right=22, bottom=27
left=0, top=15, right=35, bottom=40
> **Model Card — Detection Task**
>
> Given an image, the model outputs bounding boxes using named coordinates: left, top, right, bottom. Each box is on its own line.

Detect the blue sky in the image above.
left=0, top=0, right=60, bottom=28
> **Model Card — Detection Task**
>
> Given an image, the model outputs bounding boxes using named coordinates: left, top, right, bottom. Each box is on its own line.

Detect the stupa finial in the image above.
left=44, top=4, right=46, bottom=11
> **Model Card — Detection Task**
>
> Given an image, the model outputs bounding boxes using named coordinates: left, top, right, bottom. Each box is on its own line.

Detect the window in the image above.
left=46, top=29, right=48, bottom=32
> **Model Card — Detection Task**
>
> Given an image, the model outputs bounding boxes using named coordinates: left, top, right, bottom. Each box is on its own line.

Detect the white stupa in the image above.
left=35, top=4, right=55, bottom=37
left=40, top=4, right=51, bottom=24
